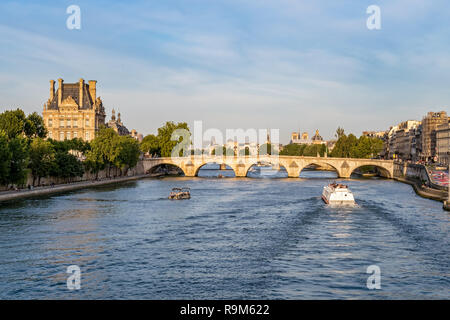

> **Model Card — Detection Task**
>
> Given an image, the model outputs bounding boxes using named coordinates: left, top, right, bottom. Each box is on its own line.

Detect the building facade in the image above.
left=436, top=122, right=450, bottom=165
left=106, top=109, right=130, bottom=136
left=43, top=78, right=106, bottom=141
left=384, top=121, right=421, bottom=160
left=290, top=130, right=325, bottom=145
left=421, top=111, right=448, bottom=161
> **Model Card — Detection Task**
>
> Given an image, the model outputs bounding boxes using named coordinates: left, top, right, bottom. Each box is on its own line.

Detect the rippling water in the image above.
left=0, top=169, right=448, bottom=299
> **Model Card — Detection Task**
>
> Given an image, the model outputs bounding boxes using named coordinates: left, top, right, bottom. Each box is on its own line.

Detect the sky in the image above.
left=0, top=0, right=449, bottom=144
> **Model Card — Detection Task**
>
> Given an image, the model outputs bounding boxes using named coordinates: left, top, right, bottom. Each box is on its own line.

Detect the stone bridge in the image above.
left=142, top=155, right=394, bottom=179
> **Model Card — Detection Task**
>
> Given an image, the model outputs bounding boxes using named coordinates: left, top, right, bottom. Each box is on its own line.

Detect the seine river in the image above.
left=0, top=167, right=448, bottom=299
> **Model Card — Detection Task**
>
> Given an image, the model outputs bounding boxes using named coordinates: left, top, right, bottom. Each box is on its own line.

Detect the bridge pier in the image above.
left=182, top=162, right=197, bottom=177
left=286, top=168, right=300, bottom=178
left=230, top=163, right=249, bottom=177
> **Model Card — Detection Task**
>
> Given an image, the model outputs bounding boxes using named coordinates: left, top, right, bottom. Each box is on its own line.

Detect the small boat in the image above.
left=169, top=187, right=191, bottom=200
left=322, top=182, right=355, bottom=205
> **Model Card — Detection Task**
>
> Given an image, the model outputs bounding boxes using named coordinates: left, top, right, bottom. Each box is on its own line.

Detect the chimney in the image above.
left=88, top=80, right=97, bottom=102
left=57, top=78, right=63, bottom=105
left=50, top=80, right=55, bottom=100
left=79, top=78, right=84, bottom=108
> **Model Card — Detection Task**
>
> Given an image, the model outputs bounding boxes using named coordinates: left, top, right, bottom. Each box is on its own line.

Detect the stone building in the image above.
left=130, top=129, right=143, bottom=142
left=311, top=129, right=326, bottom=145
left=290, top=130, right=318, bottom=144
left=421, top=111, right=448, bottom=161
left=42, top=78, right=106, bottom=141
left=362, top=131, right=386, bottom=139
left=436, top=121, right=450, bottom=165
left=106, top=109, right=130, bottom=136
left=386, top=120, right=421, bottom=160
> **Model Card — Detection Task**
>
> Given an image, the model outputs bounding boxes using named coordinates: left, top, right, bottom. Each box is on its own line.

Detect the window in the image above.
left=59, top=120, right=64, bottom=128
left=67, top=132, right=71, bottom=140
left=60, top=132, right=64, bottom=140
left=48, top=132, right=52, bottom=139
left=85, top=132, right=90, bottom=140
left=48, top=119, right=52, bottom=127
left=73, top=131, right=77, bottom=138
left=67, top=119, right=71, bottom=127
left=85, top=119, right=90, bottom=127
left=73, top=119, right=78, bottom=128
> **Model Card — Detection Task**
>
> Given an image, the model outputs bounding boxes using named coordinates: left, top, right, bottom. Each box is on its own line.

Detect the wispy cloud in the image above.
left=0, top=1, right=449, bottom=142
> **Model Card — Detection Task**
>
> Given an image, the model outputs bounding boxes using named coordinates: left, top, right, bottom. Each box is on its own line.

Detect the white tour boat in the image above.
left=322, top=182, right=355, bottom=205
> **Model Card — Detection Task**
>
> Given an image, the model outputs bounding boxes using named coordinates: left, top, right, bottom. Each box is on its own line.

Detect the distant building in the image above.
left=290, top=130, right=325, bottom=145
left=395, top=121, right=421, bottom=161
left=436, top=121, right=450, bottom=165
left=311, top=129, right=326, bottom=145
left=362, top=131, right=386, bottom=139
left=386, top=120, right=421, bottom=160
left=421, top=111, right=448, bottom=161
left=43, top=78, right=106, bottom=141
left=131, top=129, right=143, bottom=142
left=106, top=109, right=130, bottom=136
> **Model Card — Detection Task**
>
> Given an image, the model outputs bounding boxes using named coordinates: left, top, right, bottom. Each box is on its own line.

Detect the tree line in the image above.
left=280, top=128, right=383, bottom=158
left=0, top=109, right=140, bottom=188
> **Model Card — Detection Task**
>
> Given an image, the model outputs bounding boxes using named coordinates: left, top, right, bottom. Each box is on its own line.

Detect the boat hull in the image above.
left=322, top=185, right=355, bottom=205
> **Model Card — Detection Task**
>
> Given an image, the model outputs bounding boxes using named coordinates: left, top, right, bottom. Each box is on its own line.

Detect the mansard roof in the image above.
left=47, top=83, right=94, bottom=110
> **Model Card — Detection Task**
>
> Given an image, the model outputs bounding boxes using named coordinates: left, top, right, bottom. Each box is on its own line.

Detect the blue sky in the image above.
left=0, top=0, right=449, bottom=143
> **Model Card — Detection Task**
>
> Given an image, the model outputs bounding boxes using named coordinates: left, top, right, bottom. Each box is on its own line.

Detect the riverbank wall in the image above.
left=393, top=162, right=448, bottom=203
left=0, top=173, right=152, bottom=204
left=1, top=160, right=146, bottom=191
left=0, top=160, right=148, bottom=203
left=444, top=201, right=450, bottom=211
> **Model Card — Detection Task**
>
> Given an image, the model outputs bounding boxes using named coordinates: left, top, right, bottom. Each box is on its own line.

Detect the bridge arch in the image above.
left=245, top=161, right=288, bottom=178
left=299, top=161, right=340, bottom=178
left=349, top=164, right=392, bottom=179
left=146, top=162, right=185, bottom=176
left=195, top=162, right=236, bottom=177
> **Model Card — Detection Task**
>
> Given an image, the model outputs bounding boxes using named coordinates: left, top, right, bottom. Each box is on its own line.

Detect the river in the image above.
left=0, top=168, right=448, bottom=299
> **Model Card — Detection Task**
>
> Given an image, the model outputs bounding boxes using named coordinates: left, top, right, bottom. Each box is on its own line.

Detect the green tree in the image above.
left=84, top=149, right=105, bottom=179
left=330, top=134, right=383, bottom=159
left=303, top=144, right=326, bottom=157
left=29, top=138, right=55, bottom=186
left=211, top=146, right=225, bottom=156
left=50, top=152, right=84, bottom=182
left=7, top=136, right=29, bottom=186
left=24, top=112, right=47, bottom=139
left=157, top=121, right=190, bottom=157
left=85, top=128, right=117, bottom=177
left=350, top=136, right=371, bottom=158
left=0, top=109, right=27, bottom=139
left=140, top=134, right=160, bottom=156
left=259, top=143, right=277, bottom=155
left=369, top=137, right=384, bottom=158
left=114, top=136, right=140, bottom=175
left=85, top=128, right=141, bottom=178
left=280, top=143, right=306, bottom=156
left=335, top=127, right=345, bottom=140
left=0, top=131, right=12, bottom=186
left=239, top=146, right=250, bottom=156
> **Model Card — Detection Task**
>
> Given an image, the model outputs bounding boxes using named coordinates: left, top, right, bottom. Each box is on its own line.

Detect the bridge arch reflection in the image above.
left=246, top=161, right=288, bottom=178
left=196, top=162, right=236, bottom=177
left=299, top=162, right=339, bottom=178
left=146, top=163, right=185, bottom=176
